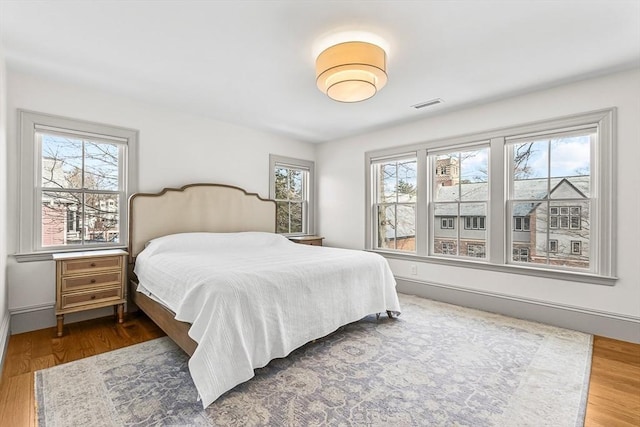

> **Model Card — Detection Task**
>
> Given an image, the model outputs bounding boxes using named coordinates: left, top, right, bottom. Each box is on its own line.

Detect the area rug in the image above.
left=35, top=294, right=592, bottom=426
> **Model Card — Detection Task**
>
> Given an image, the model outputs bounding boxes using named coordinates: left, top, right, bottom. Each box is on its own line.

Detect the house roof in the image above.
left=434, top=176, right=590, bottom=216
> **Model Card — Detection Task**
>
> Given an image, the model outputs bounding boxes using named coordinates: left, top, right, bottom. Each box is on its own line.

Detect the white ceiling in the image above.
left=1, top=1, right=639, bottom=143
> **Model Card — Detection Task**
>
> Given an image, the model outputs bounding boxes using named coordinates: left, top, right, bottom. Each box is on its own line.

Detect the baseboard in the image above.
left=9, top=303, right=114, bottom=335
left=396, top=277, right=640, bottom=344
left=0, top=312, right=11, bottom=376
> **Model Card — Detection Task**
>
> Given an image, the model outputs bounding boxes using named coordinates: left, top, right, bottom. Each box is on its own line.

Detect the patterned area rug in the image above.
left=35, top=294, right=592, bottom=426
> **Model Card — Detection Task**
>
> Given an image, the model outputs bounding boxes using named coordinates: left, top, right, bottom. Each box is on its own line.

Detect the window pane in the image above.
left=549, top=135, right=591, bottom=198
left=275, top=201, right=289, bottom=233
left=432, top=147, right=488, bottom=259
left=513, top=139, right=549, bottom=179
left=510, top=202, right=534, bottom=262
left=377, top=205, right=396, bottom=249
left=289, top=202, right=303, bottom=233
left=289, top=170, right=304, bottom=201
left=84, top=142, right=120, bottom=191
left=41, top=133, right=83, bottom=189
left=85, top=193, right=120, bottom=243
left=512, top=140, right=549, bottom=200
left=459, top=148, right=489, bottom=201
left=274, top=201, right=304, bottom=234
left=461, top=203, right=487, bottom=258
left=274, top=168, right=289, bottom=200
left=42, top=191, right=82, bottom=247
left=434, top=153, right=459, bottom=202
left=377, top=162, right=398, bottom=203
left=397, top=160, right=417, bottom=203
left=467, top=244, right=486, bottom=258
left=548, top=201, right=590, bottom=269
left=395, top=204, right=416, bottom=252
left=434, top=240, right=457, bottom=256
left=434, top=204, right=458, bottom=235
left=513, top=200, right=590, bottom=269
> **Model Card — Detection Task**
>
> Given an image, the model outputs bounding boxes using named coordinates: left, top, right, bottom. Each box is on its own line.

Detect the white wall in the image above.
left=0, top=44, right=10, bottom=361
left=6, top=69, right=315, bottom=333
left=317, top=69, right=640, bottom=340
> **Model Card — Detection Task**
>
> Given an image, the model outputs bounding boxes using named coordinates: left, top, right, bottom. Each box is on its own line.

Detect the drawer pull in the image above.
left=91, top=295, right=96, bottom=300
left=90, top=279, right=96, bottom=284
left=90, top=263, right=96, bottom=267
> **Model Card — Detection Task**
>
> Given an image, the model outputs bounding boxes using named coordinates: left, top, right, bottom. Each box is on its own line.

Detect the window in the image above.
left=365, top=109, right=615, bottom=284
left=549, top=205, right=581, bottom=230
left=464, top=216, right=486, bottom=230
left=18, top=111, right=137, bottom=260
left=467, top=244, right=485, bottom=258
left=431, top=146, right=489, bottom=259
left=513, top=216, right=530, bottom=231
left=441, top=217, right=455, bottom=229
left=571, top=241, right=582, bottom=255
left=441, top=241, right=456, bottom=255
left=269, top=155, right=315, bottom=235
left=508, top=130, right=592, bottom=270
left=513, top=247, right=529, bottom=262
left=372, top=156, right=417, bottom=252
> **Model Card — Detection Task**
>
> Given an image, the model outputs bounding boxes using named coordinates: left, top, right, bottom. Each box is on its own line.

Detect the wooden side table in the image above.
left=53, top=249, right=127, bottom=337
left=288, top=236, right=324, bottom=246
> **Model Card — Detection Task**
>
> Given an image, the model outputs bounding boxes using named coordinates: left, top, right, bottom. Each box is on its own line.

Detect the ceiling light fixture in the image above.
left=315, top=41, right=388, bottom=103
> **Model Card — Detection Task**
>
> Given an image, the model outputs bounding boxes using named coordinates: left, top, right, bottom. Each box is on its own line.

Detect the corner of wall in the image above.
left=0, top=40, right=10, bottom=368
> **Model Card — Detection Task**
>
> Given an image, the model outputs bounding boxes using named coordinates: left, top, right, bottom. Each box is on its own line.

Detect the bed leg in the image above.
left=386, top=310, right=393, bottom=319
left=376, top=313, right=380, bottom=321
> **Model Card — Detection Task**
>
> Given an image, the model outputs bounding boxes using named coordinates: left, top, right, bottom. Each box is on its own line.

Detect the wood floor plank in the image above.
left=0, top=372, right=34, bottom=427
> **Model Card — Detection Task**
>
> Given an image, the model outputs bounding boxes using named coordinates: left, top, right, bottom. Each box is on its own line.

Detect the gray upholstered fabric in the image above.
left=35, top=294, right=592, bottom=426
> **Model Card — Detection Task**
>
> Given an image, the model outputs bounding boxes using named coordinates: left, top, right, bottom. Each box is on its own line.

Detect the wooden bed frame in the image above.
left=127, top=183, right=276, bottom=356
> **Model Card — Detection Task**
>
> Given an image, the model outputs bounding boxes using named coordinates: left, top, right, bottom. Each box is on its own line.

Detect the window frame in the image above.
left=441, top=217, right=455, bottom=229
left=513, top=216, right=530, bottom=231
left=428, top=143, right=490, bottom=260
left=571, top=240, right=582, bottom=255
left=465, top=216, right=486, bottom=230
left=467, top=244, right=486, bottom=258
left=364, top=108, right=616, bottom=285
left=269, top=154, right=315, bottom=236
left=370, top=154, right=418, bottom=253
left=17, top=110, right=138, bottom=262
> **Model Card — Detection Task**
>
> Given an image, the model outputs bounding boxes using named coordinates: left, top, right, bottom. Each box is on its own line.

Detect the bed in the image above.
left=128, top=183, right=401, bottom=408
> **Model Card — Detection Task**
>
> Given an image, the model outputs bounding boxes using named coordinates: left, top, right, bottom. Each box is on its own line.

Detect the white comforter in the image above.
left=134, top=232, right=401, bottom=408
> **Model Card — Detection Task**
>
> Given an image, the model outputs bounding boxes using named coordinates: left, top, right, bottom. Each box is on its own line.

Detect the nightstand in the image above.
left=288, top=236, right=324, bottom=246
left=53, top=249, right=128, bottom=337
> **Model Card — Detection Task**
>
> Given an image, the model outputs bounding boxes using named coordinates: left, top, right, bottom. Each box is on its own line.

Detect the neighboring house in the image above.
left=41, top=157, right=119, bottom=246
left=433, top=176, right=590, bottom=268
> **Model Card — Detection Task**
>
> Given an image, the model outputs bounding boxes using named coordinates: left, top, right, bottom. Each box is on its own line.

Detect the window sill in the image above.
left=14, top=245, right=128, bottom=263
left=372, top=250, right=617, bottom=286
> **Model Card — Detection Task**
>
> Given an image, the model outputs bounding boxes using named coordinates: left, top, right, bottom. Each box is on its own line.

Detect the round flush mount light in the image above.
left=315, top=41, right=388, bottom=103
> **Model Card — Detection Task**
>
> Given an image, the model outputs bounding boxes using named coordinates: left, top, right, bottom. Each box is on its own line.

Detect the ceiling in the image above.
left=1, top=1, right=639, bottom=144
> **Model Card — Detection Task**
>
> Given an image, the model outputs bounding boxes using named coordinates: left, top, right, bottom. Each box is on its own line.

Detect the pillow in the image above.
left=142, top=231, right=289, bottom=256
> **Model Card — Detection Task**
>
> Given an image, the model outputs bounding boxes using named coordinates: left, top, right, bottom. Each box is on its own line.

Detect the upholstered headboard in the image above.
left=128, top=183, right=276, bottom=260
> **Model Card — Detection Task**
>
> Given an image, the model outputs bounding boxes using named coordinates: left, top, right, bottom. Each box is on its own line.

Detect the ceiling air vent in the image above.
left=411, top=98, right=444, bottom=109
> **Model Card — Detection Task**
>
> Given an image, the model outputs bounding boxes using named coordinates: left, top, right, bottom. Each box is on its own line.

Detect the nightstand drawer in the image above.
left=61, top=287, right=122, bottom=310
left=61, top=271, right=122, bottom=292
left=61, top=256, right=123, bottom=275
left=302, top=239, right=322, bottom=246
left=288, top=236, right=324, bottom=246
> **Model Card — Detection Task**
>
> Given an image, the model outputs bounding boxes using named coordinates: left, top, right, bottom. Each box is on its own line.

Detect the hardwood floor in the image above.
left=585, top=336, right=640, bottom=427
left=0, top=312, right=165, bottom=426
left=0, top=315, right=638, bottom=426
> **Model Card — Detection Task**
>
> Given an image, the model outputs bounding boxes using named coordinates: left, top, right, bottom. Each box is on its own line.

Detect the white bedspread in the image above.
left=134, top=232, right=401, bottom=408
